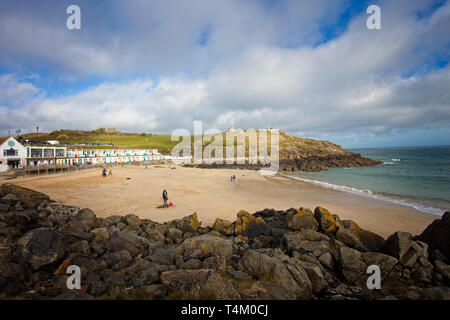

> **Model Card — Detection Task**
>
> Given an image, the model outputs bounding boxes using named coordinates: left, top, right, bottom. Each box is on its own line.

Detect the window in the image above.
left=44, top=148, right=54, bottom=157
left=30, top=148, right=43, bottom=158
left=55, top=149, right=65, bottom=157
left=3, top=149, right=18, bottom=156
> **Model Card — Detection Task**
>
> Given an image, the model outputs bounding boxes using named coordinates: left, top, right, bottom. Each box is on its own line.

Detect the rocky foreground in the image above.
left=0, top=183, right=449, bottom=300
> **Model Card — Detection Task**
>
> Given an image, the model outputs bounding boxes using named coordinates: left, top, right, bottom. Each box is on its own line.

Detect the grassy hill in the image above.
left=19, top=128, right=352, bottom=158
left=19, top=129, right=179, bottom=154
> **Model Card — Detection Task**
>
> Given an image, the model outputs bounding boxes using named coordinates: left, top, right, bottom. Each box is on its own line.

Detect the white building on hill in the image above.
left=0, top=137, right=27, bottom=171
left=1, top=137, right=162, bottom=171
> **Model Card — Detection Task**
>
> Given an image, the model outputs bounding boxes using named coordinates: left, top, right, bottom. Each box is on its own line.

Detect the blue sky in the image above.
left=0, top=0, right=449, bottom=148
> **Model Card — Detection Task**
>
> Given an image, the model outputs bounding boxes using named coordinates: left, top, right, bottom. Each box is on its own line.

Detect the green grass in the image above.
left=63, top=134, right=179, bottom=152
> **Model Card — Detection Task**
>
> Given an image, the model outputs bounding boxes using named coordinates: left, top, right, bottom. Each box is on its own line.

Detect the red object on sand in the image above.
left=169, top=202, right=173, bottom=206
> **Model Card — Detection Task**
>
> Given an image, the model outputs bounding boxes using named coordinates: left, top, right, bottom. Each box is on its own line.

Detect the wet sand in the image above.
left=2, top=165, right=437, bottom=238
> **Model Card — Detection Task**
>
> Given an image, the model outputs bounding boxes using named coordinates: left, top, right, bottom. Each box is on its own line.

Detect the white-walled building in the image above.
left=0, top=137, right=27, bottom=171
left=27, top=146, right=67, bottom=166
left=1, top=137, right=162, bottom=171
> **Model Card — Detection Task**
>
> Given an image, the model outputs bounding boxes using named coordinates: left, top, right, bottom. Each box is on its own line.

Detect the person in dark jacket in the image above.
left=162, top=189, right=168, bottom=205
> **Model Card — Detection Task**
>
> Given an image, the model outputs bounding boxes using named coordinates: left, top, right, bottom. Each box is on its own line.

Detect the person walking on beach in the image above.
left=233, top=174, right=236, bottom=182
left=230, top=176, right=233, bottom=182
left=102, top=168, right=107, bottom=177
left=162, top=189, right=168, bottom=206
left=109, top=168, right=112, bottom=176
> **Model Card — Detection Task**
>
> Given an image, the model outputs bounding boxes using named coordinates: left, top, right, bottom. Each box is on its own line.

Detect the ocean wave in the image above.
left=392, top=158, right=401, bottom=161
left=383, top=161, right=394, bottom=165
left=280, top=173, right=445, bottom=216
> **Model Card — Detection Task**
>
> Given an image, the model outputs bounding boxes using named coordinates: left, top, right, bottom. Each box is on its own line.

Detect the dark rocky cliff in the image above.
left=1, top=184, right=448, bottom=300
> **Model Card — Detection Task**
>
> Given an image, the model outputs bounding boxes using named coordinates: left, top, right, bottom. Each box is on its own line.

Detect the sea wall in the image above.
left=0, top=183, right=449, bottom=300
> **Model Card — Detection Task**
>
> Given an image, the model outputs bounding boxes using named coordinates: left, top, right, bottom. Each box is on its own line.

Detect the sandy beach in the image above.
left=1, top=165, right=437, bottom=238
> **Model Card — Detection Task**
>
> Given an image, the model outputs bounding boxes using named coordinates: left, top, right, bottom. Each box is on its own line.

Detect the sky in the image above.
left=0, top=0, right=449, bottom=148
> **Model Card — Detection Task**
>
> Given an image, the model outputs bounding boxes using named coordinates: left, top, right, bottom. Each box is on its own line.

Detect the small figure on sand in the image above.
left=109, top=169, right=112, bottom=176
left=162, top=189, right=168, bottom=206
left=233, top=175, right=236, bottom=182
left=102, top=168, right=107, bottom=177
left=230, top=176, right=233, bottom=182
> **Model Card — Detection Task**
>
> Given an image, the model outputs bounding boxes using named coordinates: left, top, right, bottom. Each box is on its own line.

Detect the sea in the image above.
left=284, top=146, right=450, bottom=216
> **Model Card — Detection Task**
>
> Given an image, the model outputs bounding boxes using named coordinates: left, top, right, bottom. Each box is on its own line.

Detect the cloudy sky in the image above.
left=0, top=0, right=449, bottom=148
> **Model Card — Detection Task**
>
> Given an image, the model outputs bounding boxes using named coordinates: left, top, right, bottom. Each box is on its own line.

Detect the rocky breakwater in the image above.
left=0, top=183, right=449, bottom=300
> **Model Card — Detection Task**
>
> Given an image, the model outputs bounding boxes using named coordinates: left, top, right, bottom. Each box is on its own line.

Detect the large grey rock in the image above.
left=286, top=208, right=318, bottom=231
left=338, top=247, right=367, bottom=284
left=313, top=207, right=337, bottom=234
left=240, top=249, right=311, bottom=300
left=14, top=228, right=65, bottom=270
left=282, top=230, right=332, bottom=258
left=362, top=252, right=398, bottom=278
left=0, top=261, right=30, bottom=296
left=171, top=234, right=233, bottom=260
left=416, top=212, right=450, bottom=260
left=296, top=259, right=327, bottom=293
left=382, top=232, right=428, bottom=268
left=161, top=269, right=239, bottom=299
left=106, top=231, right=143, bottom=256
left=335, top=227, right=366, bottom=251
left=342, top=220, right=385, bottom=252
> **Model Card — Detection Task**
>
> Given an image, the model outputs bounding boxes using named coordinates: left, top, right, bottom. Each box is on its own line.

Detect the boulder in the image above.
left=234, top=210, right=272, bottom=240
left=212, top=218, right=234, bottom=236
left=295, top=259, right=327, bottom=293
left=338, top=247, right=366, bottom=284
left=166, top=228, right=183, bottom=241
left=0, top=243, right=11, bottom=261
left=176, top=213, right=201, bottom=233
left=14, top=228, right=65, bottom=270
left=314, top=207, right=337, bottom=234
left=342, top=220, right=385, bottom=252
left=0, top=184, right=50, bottom=208
left=286, top=207, right=319, bottom=231
left=124, top=214, right=142, bottom=226
left=78, top=208, right=96, bottom=220
left=335, top=227, right=366, bottom=250
left=172, top=234, right=233, bottom=260
left=282, top=230, right=332, bottom=257
left=161, top=269, right=239, bottom=299
left=382, top=232, right=428, bottom=268
left=240, top=249, right=311, bottom=300
left=318, top=252, right=334, bottom=270
left=181, top=258, right=203, bottom=270
left=106, top=231, right=142, bottom=257
left=91, top=227, right=110, bottom=241
left=0, top=222, right=22, bottom=240
left=0, top=261, right=30, bottom=296
left=147, top=229, right=166, bottom=243
left=416, top=212, right=450, bottom=260
left=361, top=252, right=398, bottom=278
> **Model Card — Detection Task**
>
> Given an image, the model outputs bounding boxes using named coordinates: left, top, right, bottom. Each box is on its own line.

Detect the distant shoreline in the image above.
left=279, top=172, right=447, bottom=217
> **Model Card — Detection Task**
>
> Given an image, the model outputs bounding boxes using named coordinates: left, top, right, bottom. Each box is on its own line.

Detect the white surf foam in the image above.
left=280, top=173, right=445, bottom=216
